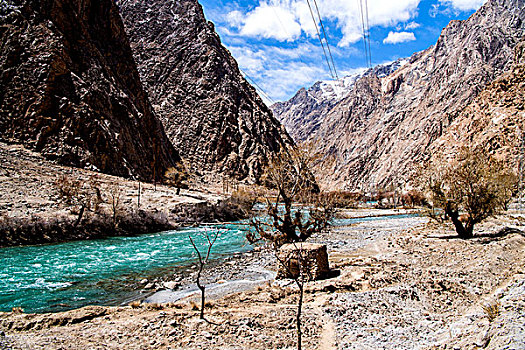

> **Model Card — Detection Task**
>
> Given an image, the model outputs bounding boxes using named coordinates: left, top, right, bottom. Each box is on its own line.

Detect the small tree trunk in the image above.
left=138, top=182, right=141, bottom=209
left=296, top=284, right=303, bottom=350
left=196, top=267, right=205, bottom=319
left=446, top=206, right=471, bottom=238
left=74, top=203, right=86, bottom=228
left=464, top=220, right=475, bottom=238
left=199, top=284, right=205, bottom=319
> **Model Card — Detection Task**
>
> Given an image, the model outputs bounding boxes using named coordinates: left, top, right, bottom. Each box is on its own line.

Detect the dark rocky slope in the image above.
left=116, top=0, right=294, bottom=181
left=0, top=0, right=180, bottom=181
left=274, top=0, right=524, bottom=191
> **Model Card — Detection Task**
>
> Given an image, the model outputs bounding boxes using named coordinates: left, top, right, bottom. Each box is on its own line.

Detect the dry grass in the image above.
left=146, top=303, right=164, bottom=311
left=482, top=301, right=501, bottom=322
left=189, top=301, right=199, bottom=311
left=11, top=307, right=24, bottom=314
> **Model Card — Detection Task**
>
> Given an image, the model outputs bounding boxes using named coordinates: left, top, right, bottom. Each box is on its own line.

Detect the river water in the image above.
left=0, top=223, right=251, bottom=313
left=0, top=213, right=415, bottom=313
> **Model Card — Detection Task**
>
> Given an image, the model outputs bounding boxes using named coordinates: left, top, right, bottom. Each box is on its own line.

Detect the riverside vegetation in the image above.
left=0, top=142, right=252, bottom=248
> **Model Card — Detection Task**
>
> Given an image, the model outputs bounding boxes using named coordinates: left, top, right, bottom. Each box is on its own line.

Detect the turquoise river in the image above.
left=0, top=214, right=414, bottom=313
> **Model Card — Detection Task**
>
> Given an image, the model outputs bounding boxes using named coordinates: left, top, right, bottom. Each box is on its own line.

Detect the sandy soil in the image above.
left=1, top=212, right=523, bottom=349
left=0, top=142, right=223, bottom=216
left=0, top=142, right=247, bottom=247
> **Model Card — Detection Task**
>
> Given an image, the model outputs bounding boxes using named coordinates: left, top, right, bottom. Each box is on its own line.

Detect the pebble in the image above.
left=201, top=331, right=213, bottom=339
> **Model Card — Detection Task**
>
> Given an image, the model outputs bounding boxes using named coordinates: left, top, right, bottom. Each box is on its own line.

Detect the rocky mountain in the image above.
left=0, top=0, right=181, bottom=181
left=272, top=59, right=408, bottom=143
left=116, top=0, right=294, bottom=182
left=430, top=40, right=525, bottom=168
left=275, top=0, right=524, bottom=191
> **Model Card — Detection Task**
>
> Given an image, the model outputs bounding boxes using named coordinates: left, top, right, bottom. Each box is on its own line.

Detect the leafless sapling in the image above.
left=188, top=227, right=221, bottom=319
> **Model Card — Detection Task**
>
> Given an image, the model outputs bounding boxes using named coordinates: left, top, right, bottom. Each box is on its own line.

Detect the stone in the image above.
left=276, top=243, right=330, bottom=281
left=163, top=281, right=179, bottom=290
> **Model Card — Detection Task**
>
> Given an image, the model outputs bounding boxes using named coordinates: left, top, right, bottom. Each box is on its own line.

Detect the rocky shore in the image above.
left=1, top=210, right=523, bottom=349
left=0, top=142, right=249, bottom=247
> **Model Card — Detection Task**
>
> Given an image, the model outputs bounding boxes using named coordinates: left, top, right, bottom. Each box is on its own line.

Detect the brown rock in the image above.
left=0, top=0, right=181, bottom=181
left=276, top=243, right=329, bottom=281
left=116, top=0, right=294, bottom=182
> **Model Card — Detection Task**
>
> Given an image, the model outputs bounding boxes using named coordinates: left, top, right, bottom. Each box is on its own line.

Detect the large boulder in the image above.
left=276, top=243, right=329, bottom=281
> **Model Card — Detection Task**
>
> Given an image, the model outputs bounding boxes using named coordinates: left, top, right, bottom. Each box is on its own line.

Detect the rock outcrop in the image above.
left=274, top=0, right=524, bottom=191
left=0, top=0, right=180, bottom=181
left=116, top=0, right=294, bottom=182
left=430, top=40, right=525, bottom=168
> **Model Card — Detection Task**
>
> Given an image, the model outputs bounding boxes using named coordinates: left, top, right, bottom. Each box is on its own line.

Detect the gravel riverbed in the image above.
left=1, top=212, right=524, bottom=349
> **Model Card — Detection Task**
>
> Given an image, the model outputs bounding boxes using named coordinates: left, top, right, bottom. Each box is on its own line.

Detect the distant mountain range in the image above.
left=1, top=0, right=523, bottom=191
left=272, top=58, right=409, bottom=143
left=272, top=0, right=525, bottom=191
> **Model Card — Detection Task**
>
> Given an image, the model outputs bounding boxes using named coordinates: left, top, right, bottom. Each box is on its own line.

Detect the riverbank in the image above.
left=2, top=212, right=523, bottom=349
left=0, top=142, right=248, bottom=247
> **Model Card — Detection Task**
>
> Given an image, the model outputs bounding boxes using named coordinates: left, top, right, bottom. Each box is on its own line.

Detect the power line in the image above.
left=240, top=68, right=277, bottom=105
left=305, top=0, right=336, bottom=80
left=363, top=0, right=372, bottom=67
left=312, top=0, right=339, bottom=80
left=357, top=0, right=372, bottom=68
left=357, top=0, right=367, bottom=67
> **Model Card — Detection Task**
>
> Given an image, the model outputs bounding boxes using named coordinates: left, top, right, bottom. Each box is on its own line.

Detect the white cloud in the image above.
left=226, top=0, right=421, bottom=46
left=429, top=3, right=440, bottom=17
left=383, top=31, right=416, bottom=44
left=228, top=42, right=329, bottom=101
left=405, top=21, right=420, bottom=30
left=226, top=10, right=244, bottom=28
left=439, top=0, right=487, bottom=11
left=227, top=2, right=302, bottom=41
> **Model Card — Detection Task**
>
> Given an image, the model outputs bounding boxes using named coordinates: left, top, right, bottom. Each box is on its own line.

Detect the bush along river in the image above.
left=0, top=212, right=418, bottom=314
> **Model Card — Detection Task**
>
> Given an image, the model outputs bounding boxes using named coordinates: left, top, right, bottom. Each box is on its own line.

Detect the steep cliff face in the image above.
left=0, top=0, right=180, bottom=181
left=116, top=0, right=294, bottom=181
left=279, top=0, right=524, bottom=190
left=272, top=59, right=407, bottom=143
left=430, top=40, right=525, bottom=168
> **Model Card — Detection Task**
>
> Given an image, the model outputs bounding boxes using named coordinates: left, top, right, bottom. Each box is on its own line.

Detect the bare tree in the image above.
left=247, top=143, right=335, bottom=350
left=423, top=147, right=518, bottom=238
left=164, top=164, right=188, bottom=195
left=188, top=227, right=220, bottom=319
left=248, top=143, right=335, bottom=247
left=55, top=174, right=103, bottom=227
left=108, top=183, right=122, bottom=230
left=273, top=242, right=316, bottom=350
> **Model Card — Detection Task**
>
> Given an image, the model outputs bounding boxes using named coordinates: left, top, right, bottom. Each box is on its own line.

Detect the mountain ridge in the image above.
left=273, top=0, right=524, bottom=191
left=0, top=0, right=180, bottom=181
left=117, top=0, right=294, bottom=182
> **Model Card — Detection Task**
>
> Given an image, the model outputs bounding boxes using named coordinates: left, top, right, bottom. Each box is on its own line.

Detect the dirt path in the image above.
left=314, top=295, right=338, bottom=350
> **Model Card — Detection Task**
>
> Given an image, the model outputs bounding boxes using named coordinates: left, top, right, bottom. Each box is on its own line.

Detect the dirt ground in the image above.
left=1, top=212, right=523, bottom=350
left=0, top=142, right=248, bottom=247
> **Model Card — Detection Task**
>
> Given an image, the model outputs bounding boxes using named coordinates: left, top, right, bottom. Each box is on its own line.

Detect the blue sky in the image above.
left=199, top=0, right=487, bottom=103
